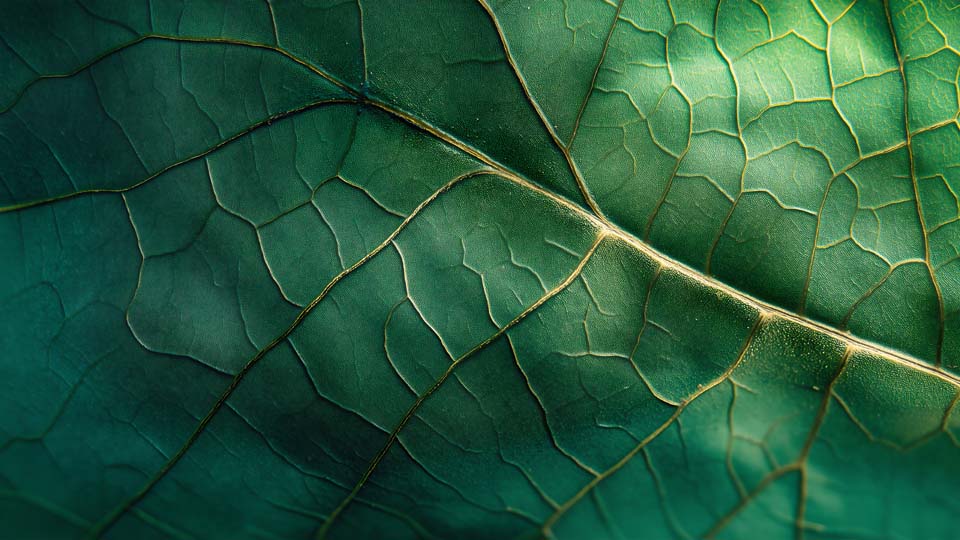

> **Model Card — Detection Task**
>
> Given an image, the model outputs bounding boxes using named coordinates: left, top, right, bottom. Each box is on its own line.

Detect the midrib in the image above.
left=1, top=32, right=953, bottom=388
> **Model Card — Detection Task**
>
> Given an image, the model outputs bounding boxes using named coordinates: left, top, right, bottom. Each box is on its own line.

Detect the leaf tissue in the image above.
left=1, top=1, right=960, bottom=539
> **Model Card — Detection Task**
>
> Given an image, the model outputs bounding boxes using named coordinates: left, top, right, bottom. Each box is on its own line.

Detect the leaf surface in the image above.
left=1, top=1, right=960, bottom=539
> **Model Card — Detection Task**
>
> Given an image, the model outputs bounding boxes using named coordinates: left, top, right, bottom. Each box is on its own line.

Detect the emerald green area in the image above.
left=2, top=1, right=960, bottom=539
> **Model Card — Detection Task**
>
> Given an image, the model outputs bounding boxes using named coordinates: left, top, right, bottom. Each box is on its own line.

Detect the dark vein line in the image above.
left=798, top=173, right=842, bottom=314
left=626, top=266, right=679, bottom=406
left=74, top=1, right=139, bottom=39
left=567, top=0, right=625, bottom=148
left=264, top=0, right=280, bottom=47
left=641, top=447, right=689, bottom=540
left=839, top=260, right=924, bottom=328
left=794, top=348, right=852, bottom=540
left=703, top=347, right=852, bottom=539
left=0, top=98, right=357, bottom=214
left=130, top=508, right=193, bottom=540
left=357, top=0, right=368, bottom=84
left=726, top=381, right=747, bottom=497
left=541, top=314, right=767, bottom=536
left=0, top=32, right=518, bottom=190
left=642, top=91, right=694, bottom=240
left=883, top=0, right=946, bottom=367
left=83, top=170, right=495, bottom=539
left=476, top=0, right=605, bottom=219
left=314, top=232, right=608, bottom=540
left=507, top=334, right=603, bottom=477
left=0, top=489, right=92, bottom=529
left=0, top=353, right=108, bottom=452
left=702, top=463, right=799, bottom=539
left=0, top=34, right=338, bottom=115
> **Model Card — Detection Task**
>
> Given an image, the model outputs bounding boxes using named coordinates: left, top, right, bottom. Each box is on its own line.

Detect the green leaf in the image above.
left=1, top=1, right=959, bottom=539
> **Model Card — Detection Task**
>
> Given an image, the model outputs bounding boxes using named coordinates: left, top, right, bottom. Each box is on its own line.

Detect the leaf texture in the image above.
left=1, top=1, right=960, bottom=539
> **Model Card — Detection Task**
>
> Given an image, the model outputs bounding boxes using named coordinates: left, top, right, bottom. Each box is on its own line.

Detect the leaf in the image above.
left=1, top=0, right=959, bottom=539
